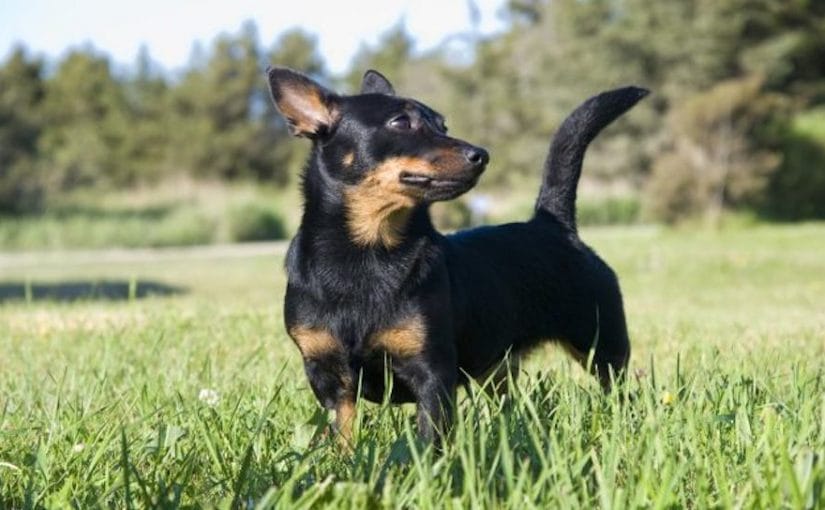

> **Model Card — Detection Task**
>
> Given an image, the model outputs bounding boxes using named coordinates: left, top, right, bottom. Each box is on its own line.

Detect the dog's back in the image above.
left=444, top=87, right=648, bottom=387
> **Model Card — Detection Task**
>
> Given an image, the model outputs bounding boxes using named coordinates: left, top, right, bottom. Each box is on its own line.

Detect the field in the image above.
left=1, top=224, right=823, bottom=508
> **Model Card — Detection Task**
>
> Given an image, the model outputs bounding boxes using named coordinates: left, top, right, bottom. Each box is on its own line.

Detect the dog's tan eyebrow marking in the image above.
left=344, top=156, right=434, bottom=248
left=288, top=325, right=341, bottom=358
left=342, top=151, right=355, bottom=167
left=370, top=315, right=427, bottom=358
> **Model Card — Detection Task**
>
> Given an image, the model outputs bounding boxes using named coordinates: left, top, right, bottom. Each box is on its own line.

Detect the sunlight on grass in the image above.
left=1, top=224, right=823, bottom=508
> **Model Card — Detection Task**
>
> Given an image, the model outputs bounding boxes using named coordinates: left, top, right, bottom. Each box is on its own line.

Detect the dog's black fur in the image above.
left=267, top=67, right=647, bottom=442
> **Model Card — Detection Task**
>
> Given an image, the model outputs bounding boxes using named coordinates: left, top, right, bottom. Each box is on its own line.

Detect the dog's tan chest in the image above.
left=368, top=315, right=427, bottom=358
left=288, top=325, right=341, bottom=359
left=289, top=316, right=427, bottom=360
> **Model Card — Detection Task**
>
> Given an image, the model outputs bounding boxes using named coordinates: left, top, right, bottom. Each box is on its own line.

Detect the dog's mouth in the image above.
left=399, top=171, right=470, bottom=189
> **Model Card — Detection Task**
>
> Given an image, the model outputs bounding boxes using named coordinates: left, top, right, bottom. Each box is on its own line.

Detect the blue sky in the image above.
left=0, top=0, right=508, bottom=74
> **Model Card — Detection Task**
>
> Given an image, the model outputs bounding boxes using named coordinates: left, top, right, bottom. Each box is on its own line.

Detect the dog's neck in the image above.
left=289, top=154, right=440, bottom=301
left=298, top=154, right=436, bottom=255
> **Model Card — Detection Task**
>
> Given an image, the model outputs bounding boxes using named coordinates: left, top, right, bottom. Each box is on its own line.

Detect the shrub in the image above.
left=0, top=161, right=46, bottom=214
left=147, top=207, right=216, bottom=247
left=645, top=76, right=786, bottom=224
left=764, top=109, right=825, bottom=219
left=577, top=196, right=641, bottom=226
left=226, top=201, right=287, bottom=242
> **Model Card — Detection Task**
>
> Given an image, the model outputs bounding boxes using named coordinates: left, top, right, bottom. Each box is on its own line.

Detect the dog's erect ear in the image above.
left=267, top=67, right=339, bottom=138
left=360, top=69, right=395, bottom=95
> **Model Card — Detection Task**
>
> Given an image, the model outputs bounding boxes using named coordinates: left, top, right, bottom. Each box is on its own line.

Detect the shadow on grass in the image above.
left=0, top=280, right=186, bottom=303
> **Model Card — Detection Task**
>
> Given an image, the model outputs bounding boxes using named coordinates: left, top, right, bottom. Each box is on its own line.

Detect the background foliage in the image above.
left=2, top=0, right=825, bottom=241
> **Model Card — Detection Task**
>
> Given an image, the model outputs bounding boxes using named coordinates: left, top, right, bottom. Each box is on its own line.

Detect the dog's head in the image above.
left=267, top=67, right=488, bottom=206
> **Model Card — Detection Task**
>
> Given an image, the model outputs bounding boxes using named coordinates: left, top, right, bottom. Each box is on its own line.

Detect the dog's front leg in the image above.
left=371, top=315, right=457, bottom=443
left=396, top=353, right=457, bottom=443
left=416, top=368, right=456, bottom=443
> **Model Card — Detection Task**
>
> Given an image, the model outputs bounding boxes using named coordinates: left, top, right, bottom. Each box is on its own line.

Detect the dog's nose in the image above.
left=464, top=146, right=489, bottom=169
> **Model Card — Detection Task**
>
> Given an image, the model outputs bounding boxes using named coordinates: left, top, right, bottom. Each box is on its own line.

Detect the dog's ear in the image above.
left=267, top=67, right=339, bottom=138
left=361, top=69, right=395, bottom=95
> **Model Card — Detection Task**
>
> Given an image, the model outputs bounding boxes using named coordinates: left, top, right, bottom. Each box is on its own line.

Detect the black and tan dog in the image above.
left=267, top=67, right=647, bottom=443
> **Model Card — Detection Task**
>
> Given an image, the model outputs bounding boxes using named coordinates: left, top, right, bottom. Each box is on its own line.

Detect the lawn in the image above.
left=1, top=224, right=823, bottom=508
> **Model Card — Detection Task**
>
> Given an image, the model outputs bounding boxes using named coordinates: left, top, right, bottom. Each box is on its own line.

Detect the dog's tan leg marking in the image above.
left=289, top=326, right=357, bottom=446
left=335, top=397, right=356, bottom=446
left=344, top=156, right=435, bottom=248
left=288, top=325, right=340, bottom=359
left=370, top=315, right=427, bottom=358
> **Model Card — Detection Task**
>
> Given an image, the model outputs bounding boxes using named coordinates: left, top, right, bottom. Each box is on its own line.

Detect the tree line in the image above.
left=2, top=0, right=825, bottom=222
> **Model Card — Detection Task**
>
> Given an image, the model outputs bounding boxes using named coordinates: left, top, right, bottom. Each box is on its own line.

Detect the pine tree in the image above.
left=0, top=46, right=46, bottom=212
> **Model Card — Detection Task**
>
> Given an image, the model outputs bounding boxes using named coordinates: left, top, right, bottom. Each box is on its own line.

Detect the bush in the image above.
left=577, top=196, right=641, bottom=226
left=645, top=152, right=711, bottom=224
left=147, top=207, right=216, bottom=247
left=226, top=201, right=287, bottom=242
left=645, top=76, right=786, bottom=224
left=764, top=109, right=825, bottom=219
left=0, top=161, right=46, bottom=214
left=0, top=206, right=217, bottom=250
left=0, top=185, right=297, bottom=250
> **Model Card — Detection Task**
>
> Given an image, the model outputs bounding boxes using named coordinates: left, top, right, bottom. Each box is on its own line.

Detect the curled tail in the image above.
left=535, top=86, right=649, bottom=230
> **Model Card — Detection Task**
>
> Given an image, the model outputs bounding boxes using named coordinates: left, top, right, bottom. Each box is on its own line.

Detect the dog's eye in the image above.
left=388, top=114, right=412, bottom=130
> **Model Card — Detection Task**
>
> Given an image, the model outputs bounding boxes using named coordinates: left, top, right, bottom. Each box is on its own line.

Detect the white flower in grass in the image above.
left=72, top=443, right=85, bottom=453
left=198, top=388, right=220, bottom=407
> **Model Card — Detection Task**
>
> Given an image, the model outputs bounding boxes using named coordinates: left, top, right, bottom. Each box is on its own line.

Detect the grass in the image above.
left=0, top=182, right=299, bottom=251
left=1, top=179, right=643, bottom=251
left=1, top=223, right=824, bottom=508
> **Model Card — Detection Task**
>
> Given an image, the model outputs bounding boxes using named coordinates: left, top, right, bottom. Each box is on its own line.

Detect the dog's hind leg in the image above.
left=561, top=336, right=629, bottom=391
left=561, top=299, right=630, bottom=391
left=590, top=328, right=631, bottom=391
left=592, top=290, right=632, bottom=390
left=476, top=353, right=521, bottom=402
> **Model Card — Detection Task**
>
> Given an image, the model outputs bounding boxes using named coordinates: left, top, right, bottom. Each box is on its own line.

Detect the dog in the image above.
left=266, top=66, right=647, bottom=443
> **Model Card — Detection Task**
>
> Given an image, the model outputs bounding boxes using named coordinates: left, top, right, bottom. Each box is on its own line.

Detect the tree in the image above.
left=507, top=0, right=825, bottom=220
left=38, top=48, right=130, bottom=191
left=345, top=22, right=414, bottom=92
left=0, top=46, right=46, bottom=212
left=112, top=46, right=173, bottom=185
left=168, top=21, right=282, bottom=181
left=646, top=76, right=787, bottom=223
left=267, top=29, right=327, bottom=78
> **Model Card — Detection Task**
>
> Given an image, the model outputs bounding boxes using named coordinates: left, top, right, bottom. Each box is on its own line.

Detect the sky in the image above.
left=0, top=0, right=509, bottom=74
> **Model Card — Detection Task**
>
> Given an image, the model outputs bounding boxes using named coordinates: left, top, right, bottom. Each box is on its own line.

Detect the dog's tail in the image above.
left=535, top=86, right=649, bottom=231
